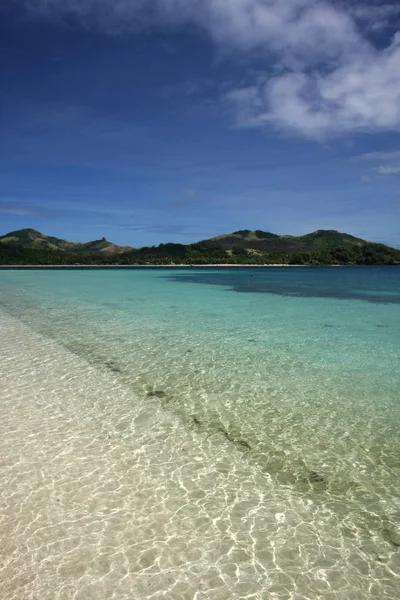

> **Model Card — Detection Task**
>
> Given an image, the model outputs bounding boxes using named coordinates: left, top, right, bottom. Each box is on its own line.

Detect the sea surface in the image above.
left=0, top=266, right=399, bottom=600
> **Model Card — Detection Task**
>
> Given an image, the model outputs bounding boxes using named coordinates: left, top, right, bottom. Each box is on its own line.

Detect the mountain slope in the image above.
left=0, top=228, right=399, bottom=265
left=0, top=229, right=132, bottom=253
left=194, top=229, right=367, bottom=253
left=0, top=228, right=76, bottom=251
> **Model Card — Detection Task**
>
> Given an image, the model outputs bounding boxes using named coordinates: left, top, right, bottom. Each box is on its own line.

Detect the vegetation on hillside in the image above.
left=0, top=228, right=399, bottom=265
left=0, top=228, right=130, bottom=253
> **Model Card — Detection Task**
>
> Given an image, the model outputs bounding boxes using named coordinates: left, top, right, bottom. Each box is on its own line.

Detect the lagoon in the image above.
left=0, top=266, right=399, bottom=599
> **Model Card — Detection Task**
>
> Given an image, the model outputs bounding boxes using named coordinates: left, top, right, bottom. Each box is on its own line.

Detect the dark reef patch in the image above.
left=232, top=438, right=252, bottom=451
left=166, top=268, right=400, bottom=305
left=383, top=527, right=400, bottom=547
left=309, top=471, right=326, bottom=483
left=104, top=360, right=123, bottom=373
left=212, top=423, right=252, bottom=452
left=147, top=390, right=167, bottom=398
left=308, top=471, right=327, bottom=490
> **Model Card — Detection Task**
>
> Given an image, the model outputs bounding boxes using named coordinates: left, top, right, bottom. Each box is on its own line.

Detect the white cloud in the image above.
left=377, top=165, right=400, bottom=174
left=356, top=150, right=400, bottom=162
left=354, top=149, right=400, bottom=178
left=360, top=174, right=373, bottom=183
left=21, top=0, right=400, bottom=139
left=227, top=34, right=400, bottom=139
left=344, top=2, right=400, bottom=32
left=23, top=0, right=361, bottom=60
left=0, top=207, right=32, bottom=216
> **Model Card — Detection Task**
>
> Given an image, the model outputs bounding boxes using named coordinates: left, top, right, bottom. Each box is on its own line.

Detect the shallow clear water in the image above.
left=0, top=266, right=399, bottom=599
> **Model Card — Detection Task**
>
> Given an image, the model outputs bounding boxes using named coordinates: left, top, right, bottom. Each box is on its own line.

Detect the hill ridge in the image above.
left=0, top=229, right=132, bottom=254
left=0, top=228, right=399, bottom=265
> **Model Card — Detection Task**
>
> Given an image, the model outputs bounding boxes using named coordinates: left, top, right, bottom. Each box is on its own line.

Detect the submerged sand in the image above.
left=1, top=309, right=399, bottom=600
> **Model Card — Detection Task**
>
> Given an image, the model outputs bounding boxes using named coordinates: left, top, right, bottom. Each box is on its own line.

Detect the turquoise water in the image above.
left=0, top=267, right=399, bottom=599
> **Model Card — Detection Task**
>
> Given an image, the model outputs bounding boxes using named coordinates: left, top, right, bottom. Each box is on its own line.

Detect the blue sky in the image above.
left=1, top=1, right=400, bottom=247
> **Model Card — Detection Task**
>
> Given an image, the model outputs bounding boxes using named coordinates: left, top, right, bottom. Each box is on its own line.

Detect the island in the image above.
left=1, top=228, right=399, bottom=266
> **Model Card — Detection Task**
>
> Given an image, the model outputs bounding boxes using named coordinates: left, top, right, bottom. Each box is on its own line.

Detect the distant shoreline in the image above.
left=0, top=264, right=377, bottom=269
left=0, top=263, right=295, bottom=268
left=2, top=229, right=399, bottom=267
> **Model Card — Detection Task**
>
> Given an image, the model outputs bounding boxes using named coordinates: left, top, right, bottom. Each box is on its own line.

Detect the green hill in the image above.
left=0, top=228, right=399, bottom=266
left=196, top=229, right=366, bottom=253
left=0, top=228, right=76, bottom=251
left=0, top=229, right=131, bottom=254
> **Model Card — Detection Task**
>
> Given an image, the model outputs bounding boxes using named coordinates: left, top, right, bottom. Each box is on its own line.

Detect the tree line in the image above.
left=1, top=241, right=399, bottom=266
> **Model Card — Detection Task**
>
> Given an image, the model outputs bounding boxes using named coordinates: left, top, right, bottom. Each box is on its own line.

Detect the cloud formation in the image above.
left=377, top=165, right=400, bottom=174
left=22, top=0, right=400, bottom=139
left=356, top=149, right=400, bottom=176
left=0, top=203, right=33, bottom=216
left=227, top=35, right=400, bottom=138
left=114, top=223, right=207, bottom=237
left=356, top=151, right=400, bottom=162
left=344, top=1, right=400, bottom=32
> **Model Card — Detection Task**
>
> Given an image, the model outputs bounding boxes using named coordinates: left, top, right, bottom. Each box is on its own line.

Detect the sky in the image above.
left=1, top=0, right=400, bottom=247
